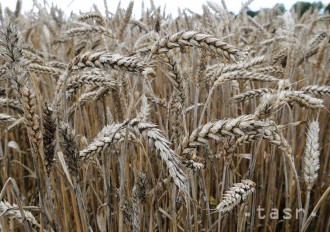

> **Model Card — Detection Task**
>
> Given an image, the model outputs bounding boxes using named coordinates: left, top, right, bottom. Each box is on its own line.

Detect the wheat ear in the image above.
left=151, top=30, right=241, bottom=62
left=213, top=70, right=279, bottom=86
left=61, top=25, right=115, bottom=39
left=118, top=1, right=134, bottom=41
left=21, top=86, right=43, bottom=156
left=160, top=52, right=186, bottom=145
left=67, top=52, right=146, bottom=74
left=216, top=180, right=255, bottom=213
left=65, top=70, right=118, bottom=99
left=59, top=122, right=80, bottom=178
left=42, top=103, right=56, bottom=175
left=129, top=117, right=188, bottom=194
left=254, top=91, right=324, bottom=119
left=179, top=115, right=292, bottom=169
left=302, top=121, right=321, bottom=224
left=303, top=121, right=320, bottom=190
left=28, top=63, right=62, bottom=77
left=79, top=121, right=134, bottom=160
left=77, top=12, right=105, bottom=24
left=0, top=201, right=40, bottom=229
left=206, top=55, right=266, bottom=80
left=231, top=88, right=275, bottom=103
left=302, top=85, right=330, bottom=96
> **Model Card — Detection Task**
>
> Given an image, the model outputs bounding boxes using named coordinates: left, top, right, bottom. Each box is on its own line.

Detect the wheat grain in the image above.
left=0, top=113, right=16, bottom=126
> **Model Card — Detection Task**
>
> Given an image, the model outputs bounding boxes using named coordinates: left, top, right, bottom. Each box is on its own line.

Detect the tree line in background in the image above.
left=247, top=1, right=330, bottom=17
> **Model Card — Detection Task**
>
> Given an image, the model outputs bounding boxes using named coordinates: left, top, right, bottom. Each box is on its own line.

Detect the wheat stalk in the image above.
left=131, top=186, right=140, bottom=232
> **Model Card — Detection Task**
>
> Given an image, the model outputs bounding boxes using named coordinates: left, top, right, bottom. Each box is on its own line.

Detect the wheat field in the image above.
left=0, top=0, right=329, bottom=231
